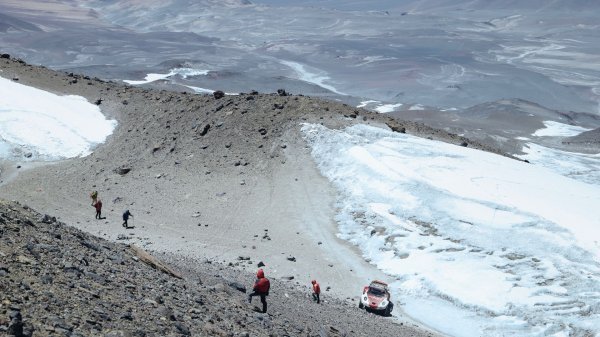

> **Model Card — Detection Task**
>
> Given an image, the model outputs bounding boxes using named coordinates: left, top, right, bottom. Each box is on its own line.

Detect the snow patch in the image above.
left=533, top=120, right=592, bottom=137
left=124, top=68, right=210, bottom=85
left=0, top=77, right=116, bottom=160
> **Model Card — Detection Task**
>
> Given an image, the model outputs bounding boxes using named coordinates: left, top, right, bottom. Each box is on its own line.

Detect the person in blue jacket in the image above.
left=122, top=210, right=133, bottom=228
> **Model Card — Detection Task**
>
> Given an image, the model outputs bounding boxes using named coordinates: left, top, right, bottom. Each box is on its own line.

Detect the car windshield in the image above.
left=367, top=286, right=385, bottom=297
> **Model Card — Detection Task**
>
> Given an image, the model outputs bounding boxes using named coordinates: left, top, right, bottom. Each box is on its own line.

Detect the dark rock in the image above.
left=174, top=322, right=190, bottom=335
left=0, top=53, right=10, bottom=59
left=40, top=214, right=56, bottom=224
left=7, top=320, right=23, bottom=336
left=460, top=142, right=468, bottom=147
left=237, top=256, right=250, bottom=261
left=257, top=261, right=265, bottom=268
left=115, top=167, right=132, bottom=175
left=24, top=153, right=32, bottom=158
left=258, top=128, right=267, bottom=136
left=228, top=281, right=246, bottom=293
left=199, top=124, right=211, bottom=136
left=81, top=240, right=101, bottom=251
left=387, top=123, right=406, bottom=134
left=94, top=98, right=103, bottom=105
left=286, top=256, right=296, bottom=262
left=282, top=275, right=295, bottom=280
left=277, top=89, right=288, bottom=96
left=213, top=90, right=225, bottom=99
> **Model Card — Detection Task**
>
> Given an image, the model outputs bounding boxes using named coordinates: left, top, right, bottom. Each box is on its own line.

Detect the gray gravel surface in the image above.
left=0, top=200, right=437, bottom=336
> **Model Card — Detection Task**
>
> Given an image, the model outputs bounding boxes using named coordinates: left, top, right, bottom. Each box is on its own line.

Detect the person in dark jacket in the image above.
left=248, top=268, right=270, bottom=313
left=122, top=210, right=133, bottom=228
left=93, top=199, right=103, bottom=219
left=311, top=279, right=321, bottom=304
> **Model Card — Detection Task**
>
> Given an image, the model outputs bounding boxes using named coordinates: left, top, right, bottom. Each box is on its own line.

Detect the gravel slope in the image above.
left=0, top=200, right=436, bottom=336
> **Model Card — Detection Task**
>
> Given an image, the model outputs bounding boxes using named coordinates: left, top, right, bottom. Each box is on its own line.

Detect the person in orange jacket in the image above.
left=311, top=279, right=321, bottom=304
left=248, top=268, right=270, bottom=313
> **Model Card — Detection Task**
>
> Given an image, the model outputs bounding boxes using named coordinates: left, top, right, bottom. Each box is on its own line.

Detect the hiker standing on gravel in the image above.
left=93, top=199, right=103, bottom=220
left=311, top=279, right=321, bottom=304
left=248, top=268, right=270, bottom=313
left=90, top=190, right=98, bottom=206
left=122, top=210, right=133, bottom=228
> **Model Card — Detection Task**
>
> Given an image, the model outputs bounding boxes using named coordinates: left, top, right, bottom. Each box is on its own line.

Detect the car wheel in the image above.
left=385, top=302, right=393, bottom=316
left=358, top=301, right=364, bottom=309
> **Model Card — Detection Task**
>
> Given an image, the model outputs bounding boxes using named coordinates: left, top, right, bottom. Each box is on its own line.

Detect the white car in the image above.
left=358, top=280, right=393, bottom=316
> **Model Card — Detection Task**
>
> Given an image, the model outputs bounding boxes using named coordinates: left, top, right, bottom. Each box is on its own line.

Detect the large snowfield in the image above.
left=302, top=123, right=600, bottom=337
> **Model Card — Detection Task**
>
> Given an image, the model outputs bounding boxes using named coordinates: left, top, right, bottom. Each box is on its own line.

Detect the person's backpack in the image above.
left=91, top=191, right=98, bottom=199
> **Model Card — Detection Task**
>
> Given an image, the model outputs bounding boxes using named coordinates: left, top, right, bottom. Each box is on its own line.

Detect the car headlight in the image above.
left=379, top=300, right=388, bottom=308
left=362, top=296, right=368, bottom=302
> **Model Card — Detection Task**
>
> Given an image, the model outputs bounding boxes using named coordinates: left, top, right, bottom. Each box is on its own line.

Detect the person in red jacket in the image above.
left=248, top=268, right=270, bottom=313
left=311, top=280, right=321, bottom=304
left=93, top=199, right=104, bottom=220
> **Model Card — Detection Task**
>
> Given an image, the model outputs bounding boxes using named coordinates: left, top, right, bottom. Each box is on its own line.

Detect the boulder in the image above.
left=213, top=90, right=225, bottom=99
left=115, top=167, right=132, bottom=175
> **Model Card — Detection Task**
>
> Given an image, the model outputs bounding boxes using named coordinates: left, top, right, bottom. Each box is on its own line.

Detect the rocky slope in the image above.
left=0, top=200, right=434, bottom=336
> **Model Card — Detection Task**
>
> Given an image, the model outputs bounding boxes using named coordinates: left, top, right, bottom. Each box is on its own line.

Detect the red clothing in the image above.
left=253, top=269, right=270, bottom=294
left=312, top=281, right=321, bottom=295
left=94, top=201, right=102, bottom=211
